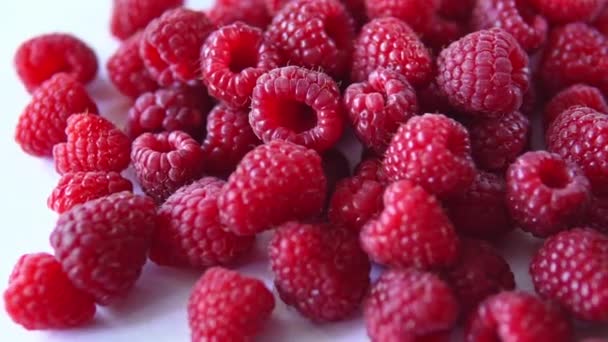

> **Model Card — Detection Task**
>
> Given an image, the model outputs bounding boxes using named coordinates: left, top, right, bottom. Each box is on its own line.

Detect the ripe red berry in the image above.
left=208, top=0, right=271, bottom=29
left=110, top=0, right=183, bottom=40
left=266, top=0, right=367, bottom=26
left=328, top=176, right=384, bottom=232
left=354, top=157, right=386, bottom=183
left=364, top=0, right=439, bottom=34
left=544, top=84, right=608, bottom=129
left=421, top=16, right=466, bottom=52
left=530, top=0, right=607, bottom=23
left=594, top=5, right=608, bottom=36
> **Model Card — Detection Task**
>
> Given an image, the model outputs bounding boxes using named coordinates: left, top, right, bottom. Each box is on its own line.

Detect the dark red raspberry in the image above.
left=14, top=73, right=98, bottom=157
left=107, top=32, right=159, bottom=98
left=465, top=111, right=530, bottom=172
left=530, top=0, right=607, bottom=23
left=351, top=17, right=433, bottom=87
left=50, top=192, right=157, bottom=304
left=14, top=33, right=98, bottom=92
left=188, top=267, right=274, bottom=341
left=383, top=114, right=476, bottom=197
left=110, top=0, right=183, bottom=40
left=48, top=171, right=133, bottom=214
left=266, top=0, right=355, bottom=78
left=201, top=22, right=281, bottom=109
left=3, top=253, right=96, bottom=330
left=361, top=180, right=460, bottom=269
left=421, top=16, right=466, bottom=53
left=131, top=131, right=204, bottom=203
left=364, top=0, right=439, bottom=34
left=439, top=0, right=475, bottom=21
left=328, top=176, right=384, bottom=232
left=140, top=8, right=214, bottom=86
left=539, top=23, right=608, bottom=95
left=269, top=222, right=370, bottom=322
left=207, top=0, right=271, bottom=29
left=249, top=66, right=344, bottom=152
left=344, top=69, right=419, bottom=153
left=544, top=84, right=608, bottom=129
left=466, top=291, right=573, bottom=342
left=355, top=157, right=386, bottom=182
left=364, top=268, right=459, bottom=342
left=218, top=141, right=326, bottom=235
left=53, top=113, right=131, bottom=175
left=594, top=5, right=608, bottom=36
left=530, top=228, right=608, bottom=322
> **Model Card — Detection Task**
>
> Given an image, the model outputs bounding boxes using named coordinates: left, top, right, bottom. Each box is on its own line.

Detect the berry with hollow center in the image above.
left=110, top=0, right=183, bottom=40
left=544, top=84, right=608, bottom=129
left=328, top=176, right=384, bottom=232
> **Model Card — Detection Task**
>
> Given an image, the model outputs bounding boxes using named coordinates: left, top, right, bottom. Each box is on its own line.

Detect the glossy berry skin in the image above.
left=364, top=269, right=459, bottom=342
left=364, top=0, right=439, bottom=34
left=328, top=176, right=384, bottom=232
left=208, top=0, right=271, bottom=29
left=530, top=228, right=608, bottom=322
left=14, top=33, right=97, bottom=92
left=437, top=28, right=530, bottom=118
left=218, top=141, right=326, bottom=236
left=3, top=253, right=96, bottom=330
left=361, top=180, right=460, bottom=270
left=383, top=114, right=476, bottom=198
left=269, top=222, right=370, bottom=322
left=50, top=192, right=157, bottom=305
left=48, top=171, right=133, bottom=214
left=466, top=291, right=572, bottom=342
left=249, top=66, right=344, bottom=153
left=188, top=267, right=275, bottom=342
left=544, top=84, right=608, bottom=129
left=530, top=0, right=606, bottom=24
left=110, top=0, right=183, bottom=40
left=344, top=69, right=419, bottom=154
left=201, top=22, right=281, bottom=109
left=140, top=8, right=214, bottom=86
left=15, top=73, right=98, bottom=157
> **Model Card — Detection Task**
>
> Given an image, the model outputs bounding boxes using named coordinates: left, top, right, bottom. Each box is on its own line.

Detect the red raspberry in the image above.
left=53, top=113, right=131, bottom=175
left=355, top=157, right=386, bottom=182
left=50, top=192, right=157, bottom=304
left=421, top=16, right=466, bottom=53
left=266, top=0, right=355, bottom=78
left=188, top=267, right=274, bottom=341
left=140, top=8, right=214, bottom=86
left=328, top=176, right=384, bottom=232
left=530, top=0, right=607, bottom=23
left=207, top=0, right=271, bottom=29
left=539, top=23, right=608, bottom=95
left=110, top=0, right=183, bottom=40
left=14, top=33, right=98, bottom=92
left=530, top=228, right=608, bottom=322
left=267, top=0, right=367, bottom=26
left=364, top=268, right=459, bottom=342
left=131, top=131, right=204, bottom=203
left=343, top=69, right=419, bottom=154
left=544, top=84, right=608, bottom=129
left=437, top=28, right=530, bottom=118
left=364, top=0, right=439, bottom=34
left=361, top=180, right=460, bottom=269
left=48, top=171, right=133, bottom=214
left=383, top=114, right=476, bottom=197
left=14, top=73, right=98, bottom=157
left=218, top=141, right=326, bottom=235
left=594, top=5, right=608, bottom=36
left=150, top=178, right=254, bottom=268
left=201, top=22, right=281, bottom=109
left=466, top=291, right=572, bottom=342
left=351, top=17, right=433, bottom=87
left=269, top=222, right=370, bottom=322
left=439, top=0, right=475, bottom=21
left=249, top=66, right=344, bottom=152
left=3, top=253, right=96, bottom=330
left=107, top=33, right=159, bottom=98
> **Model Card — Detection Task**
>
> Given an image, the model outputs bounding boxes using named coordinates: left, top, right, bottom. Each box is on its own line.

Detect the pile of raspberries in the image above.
left=6, top=0, right=608, bottom=340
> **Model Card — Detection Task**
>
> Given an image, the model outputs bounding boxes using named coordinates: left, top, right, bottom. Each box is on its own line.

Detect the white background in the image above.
left=0, top=1, right=606, bottom=341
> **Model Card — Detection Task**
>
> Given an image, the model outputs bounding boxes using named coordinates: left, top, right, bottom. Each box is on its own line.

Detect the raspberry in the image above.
left=382, top=114, right=476, bottom=197
left=343, top=69, right=419, bottom=154
left=218, top=141, right=326, bottom=235
left=14, top=33, right=98, bottom=92
left=150, top=178, right=254, bottom=268
left=540, top=23, right=608, bottom=95
left=421, top=16, right=466, bottom=53
left=266, top=0, right=355, bottom=78
left=131, top=131, right=204, bottom=203
left=48, top=171, right=133, bottom=214
left=249, top=66, right=344, bottom=152
left=201, top=22, right=281, bottom=109
left=50, top=192, right=157, bottom=304
left=465, top=111, right=530, bottom=172
left=364, top=0, right=439, bottom=34
left=364, top=269, right=459, bottom=342
left=530, top=0, right=607, bottom=23
left=530, top=228, right=608, bottom=322
left=188, top=267, right=274, bottom=341
left=140, top=8, right=214, bottom=86
left=3, top=253, right=96, bottom=330
left=107, top=33, right=159, bottom=98
left=351, top=17, right=433, bottom=87
left=444, top=171, right=513, bottom=240
left=201, top=104, right=261, bottom=175
left=53, top=113, right=131, bottom=175
left=360, top=180, right=460, bottom=269
left=328, top=176, right=384, bottom=232
left=594, top=5, right=608, bottom=36
left=438, top=0, right=475, bottom=21
left=14, top=73, right=98, bottom=157
left=110, top=0, right=183, bottom=40
left=544, top=84, right=608, bottom=129
left=269, top=222, right=370, bottom=322
left=354, top=157, right=386, bottom=182
left=207, top=0, right=271, bottom=29
left=466, top=291, right=573, bottom=342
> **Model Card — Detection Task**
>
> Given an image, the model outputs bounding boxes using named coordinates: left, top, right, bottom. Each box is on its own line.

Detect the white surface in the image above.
left=0, top=1, right=606, bottom=341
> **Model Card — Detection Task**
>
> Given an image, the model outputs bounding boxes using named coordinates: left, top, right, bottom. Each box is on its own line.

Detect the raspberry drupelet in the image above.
left=530, top=0, right=607, bottom=24
left=544, top=84, right=608, bottom=129
left=110, top=0, right=183, bottom=40
left=207, top=0, right=271, bottom=29
left=328, top=176, right=384, bottom=232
